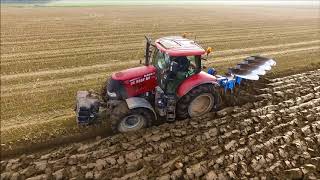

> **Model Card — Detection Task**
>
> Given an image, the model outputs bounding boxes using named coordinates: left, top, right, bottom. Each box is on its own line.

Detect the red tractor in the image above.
left=76, top=36, right=276, bottom=133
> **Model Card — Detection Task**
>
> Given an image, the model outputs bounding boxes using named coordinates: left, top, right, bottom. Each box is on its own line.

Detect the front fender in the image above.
left=125, top=97, right=157, bottom=120
left=177, top=71, right=218, bottom=97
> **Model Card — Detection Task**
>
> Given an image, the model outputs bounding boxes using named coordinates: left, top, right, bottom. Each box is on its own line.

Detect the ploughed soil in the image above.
left=1, top=69, right=320, bottom=179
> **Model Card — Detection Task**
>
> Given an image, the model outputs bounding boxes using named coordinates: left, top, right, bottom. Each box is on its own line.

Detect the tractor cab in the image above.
left=149, top=36, right=207, bottom=94
left=143, top=36, right=216, bottom=121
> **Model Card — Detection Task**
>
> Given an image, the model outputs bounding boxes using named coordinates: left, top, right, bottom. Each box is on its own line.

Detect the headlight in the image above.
left=107, top=90, right=117, bottom=97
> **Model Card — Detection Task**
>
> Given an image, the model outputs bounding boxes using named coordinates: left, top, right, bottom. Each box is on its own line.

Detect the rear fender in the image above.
left=125, top=97, right=157, bottom=120
left=177, top=71, right=219, bottom=97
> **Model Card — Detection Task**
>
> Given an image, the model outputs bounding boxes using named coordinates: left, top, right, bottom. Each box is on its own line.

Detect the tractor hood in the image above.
left=111, top=65, right=157, bottom=98
left=112, top=65, right=157, bottom=81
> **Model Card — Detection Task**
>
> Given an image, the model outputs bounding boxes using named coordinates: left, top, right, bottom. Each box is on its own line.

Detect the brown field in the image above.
left=1, top=70, right=320, bottom=179
left=1, top=4, right=320, bottom=162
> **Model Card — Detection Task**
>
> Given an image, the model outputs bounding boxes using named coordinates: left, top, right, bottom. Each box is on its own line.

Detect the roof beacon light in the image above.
left=206, top=47, right=212, bottom=55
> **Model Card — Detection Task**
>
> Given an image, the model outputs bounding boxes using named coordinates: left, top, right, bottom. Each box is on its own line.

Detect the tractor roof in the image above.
left=155, top=36, right=205, bottom=56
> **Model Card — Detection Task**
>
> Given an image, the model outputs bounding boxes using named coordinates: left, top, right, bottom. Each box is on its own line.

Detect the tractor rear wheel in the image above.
left=110, top=101, right=153, bottom=133
left=176, top=84, right=219, bottom=119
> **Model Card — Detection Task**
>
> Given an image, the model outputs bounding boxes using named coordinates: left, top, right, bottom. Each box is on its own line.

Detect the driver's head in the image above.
left=171, top=56, right=189, bottom=71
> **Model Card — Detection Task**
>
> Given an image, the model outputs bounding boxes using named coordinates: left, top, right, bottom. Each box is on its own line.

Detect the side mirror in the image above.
left=170, top=61, right=179, bottom=73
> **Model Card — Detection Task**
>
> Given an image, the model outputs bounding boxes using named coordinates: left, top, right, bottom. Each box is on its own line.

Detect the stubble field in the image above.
left=1, top=5, right=320, bottom=159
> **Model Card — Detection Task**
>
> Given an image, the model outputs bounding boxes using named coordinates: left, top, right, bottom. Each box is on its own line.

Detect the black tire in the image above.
left=110, top=101, right=153, bottom=133
left=176, top=84, right=219, bottom=119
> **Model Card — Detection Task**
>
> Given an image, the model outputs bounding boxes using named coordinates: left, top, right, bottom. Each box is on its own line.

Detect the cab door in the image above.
left=151, top=49, right=170, bottom=92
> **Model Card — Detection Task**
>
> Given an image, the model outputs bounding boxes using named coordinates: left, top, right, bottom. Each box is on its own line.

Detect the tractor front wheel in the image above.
left=110, top=101, right=153, bottom=133
left=177, top=84, right=218, bottom=119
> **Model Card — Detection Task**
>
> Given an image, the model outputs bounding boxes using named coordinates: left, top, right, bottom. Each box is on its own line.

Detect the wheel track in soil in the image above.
left=2, top=28, right=317, bottom=55
left=1, top=28, right=317, bottom=48
left=2, top=22, right=316, bottom=42
left=1, top=26, right=318, bottom=62
left=1, top=69, right=319, bottom=179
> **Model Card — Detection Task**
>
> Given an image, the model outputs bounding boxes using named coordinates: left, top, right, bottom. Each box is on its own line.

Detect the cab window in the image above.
left=153, top=49, right=169, bottom=70
left=170, top=55, right=200, bottom=73
left=187, top=56, right=196, bottom=68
